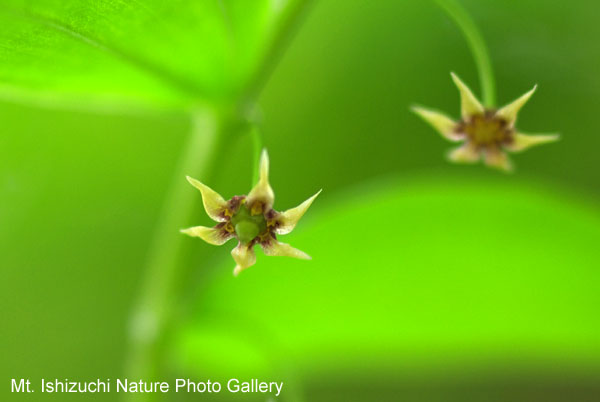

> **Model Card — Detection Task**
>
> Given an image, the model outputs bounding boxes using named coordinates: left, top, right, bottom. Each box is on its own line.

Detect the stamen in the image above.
left=250, top=202, right=263, bottom=216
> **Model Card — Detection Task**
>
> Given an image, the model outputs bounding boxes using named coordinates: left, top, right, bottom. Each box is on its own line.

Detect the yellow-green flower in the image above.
left=181, top=149, right=321, bottom=276
left=412, top=72, right=559, bottom=172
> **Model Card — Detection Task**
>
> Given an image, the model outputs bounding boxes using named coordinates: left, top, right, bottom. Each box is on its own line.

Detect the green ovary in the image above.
left=231, top=205, right=267, bottom=244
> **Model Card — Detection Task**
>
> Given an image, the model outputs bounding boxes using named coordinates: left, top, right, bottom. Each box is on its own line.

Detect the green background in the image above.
left=1, top=0, right=599, bottom=401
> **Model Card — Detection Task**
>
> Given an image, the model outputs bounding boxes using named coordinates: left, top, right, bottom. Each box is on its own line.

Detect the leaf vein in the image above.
left=0, top=5, right=205, bottom=99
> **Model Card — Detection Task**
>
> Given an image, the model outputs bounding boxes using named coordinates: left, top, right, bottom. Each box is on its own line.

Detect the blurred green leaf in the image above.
left=177, top=176, right=600, bottom=379
left=0, top=0, right=305, bottom=109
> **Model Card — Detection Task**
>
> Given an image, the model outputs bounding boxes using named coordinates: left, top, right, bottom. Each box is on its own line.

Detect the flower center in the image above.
left=460, top=111, right=513, bottom=147
left=230, top=204, right=267, bottom=244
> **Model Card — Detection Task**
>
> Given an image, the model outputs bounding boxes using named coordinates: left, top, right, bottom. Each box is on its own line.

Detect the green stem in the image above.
left=243, top=0, right=314, bottom=103
left=250, top=126, right=263, bottom=186
left=435, top=0, right=496, bottom=107
left=122, top=2, right=312, bottom=399
left=124, top=106, right=224, bottom=401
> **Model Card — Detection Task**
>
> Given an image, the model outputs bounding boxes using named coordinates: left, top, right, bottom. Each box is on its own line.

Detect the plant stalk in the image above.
left=251, top=125, right=263, bottom=186
left=435, top=0, right=496, bottom=107
left=123, top=2, right=312, bottom=399
left=124, top=106, right=224, bottom=401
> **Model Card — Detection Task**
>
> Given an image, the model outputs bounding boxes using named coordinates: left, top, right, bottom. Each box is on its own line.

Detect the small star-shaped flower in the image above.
left=412, top=72, right=559, bottom=172
left=181, top=149, right=321, bottom=276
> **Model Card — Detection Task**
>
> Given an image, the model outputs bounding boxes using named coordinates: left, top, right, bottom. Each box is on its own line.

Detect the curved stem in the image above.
left=122, top=2, right=312, bottom=399
left=435, top=0, right=496, bottom=107
left=124, top=106, right=224, bottom=401
left=244, top=0, right=314, bottom=103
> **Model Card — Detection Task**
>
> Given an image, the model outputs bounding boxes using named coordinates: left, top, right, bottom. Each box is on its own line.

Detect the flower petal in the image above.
left=232, top=242, right=257, bottom=276
left=451, top=72, right=484, bottom=118
left=447, top=143, right=480, bottom=164
left=180, top=226, right=232, bottom=245
left=495, top=85, right=537, bottom=125
left=186, top=176, right=227, bottom=222
left=411, top=106, right=462, bottom=141
left=262, top=240, right=311, bottom=260
left=484, top=149, right=513, bottom=172
left=505, top=132, right=560, bottom=153
left=276, top=190, right=322, bottom=235
left=246, top=149, right=275, bottom=212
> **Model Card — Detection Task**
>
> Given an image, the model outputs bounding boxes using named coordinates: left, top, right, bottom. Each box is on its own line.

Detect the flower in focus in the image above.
left=412, top=72, right=559, bottom=172
left=181, top=149, right=321, bottom=276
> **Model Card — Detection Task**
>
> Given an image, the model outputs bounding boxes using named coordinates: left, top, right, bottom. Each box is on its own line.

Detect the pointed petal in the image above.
left=186, top=176, right=227, bottom=222
left=231, top=242, right=257, bottom=276
left=484, top=149, right=513, bottom=172
left=496, top=85, right=537, bottom=125
left=505, top=132, right=560, bottom=153
left=276, top=190, right=322, bottom=235
left=246, top=149, right=275, bottom=212
left=411, top=106, right=461, bottom=142
left=180, top=226, right=232, bottom=245
left=262, top=240, right=311, bottom=260
left=451, top=72, right=484, bottom=118
left=447, top=143, right=480, bottom=164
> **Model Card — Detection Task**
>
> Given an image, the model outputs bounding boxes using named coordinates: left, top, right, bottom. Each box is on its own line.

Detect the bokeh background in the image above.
left=1, top=0, right=599, bottom=401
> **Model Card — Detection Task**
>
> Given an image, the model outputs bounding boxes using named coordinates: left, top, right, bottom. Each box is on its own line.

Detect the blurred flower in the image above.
left=412, top=72, right=559, bottom=172
left=182, top=150, right=321, bottom=276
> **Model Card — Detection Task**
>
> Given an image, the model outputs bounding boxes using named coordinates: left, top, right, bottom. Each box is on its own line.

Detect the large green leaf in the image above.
left=0, top=0, right=305, bottom=109
left=176, top=176, right=600, bottom=382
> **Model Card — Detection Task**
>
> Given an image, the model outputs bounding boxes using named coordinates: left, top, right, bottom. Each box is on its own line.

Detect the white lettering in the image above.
left=227, top=378, right=239, bottom=393
left=116, top=379, right=168, bottom=393
left=274, top=382, right=283, bottom=396
left=11, top=379, right=28, bottom=393
left=175, top=379, right=220, bottom=392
